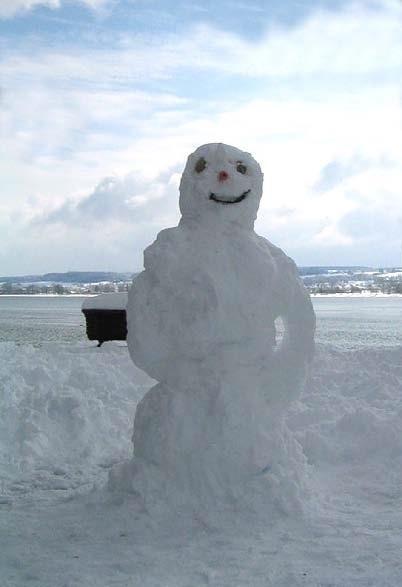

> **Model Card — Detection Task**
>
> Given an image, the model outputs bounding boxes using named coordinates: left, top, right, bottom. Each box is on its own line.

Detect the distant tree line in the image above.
left=307, top=282, right=402, bottom=295
left=0, top=281, right=131, bottom=295
left=1, top=276, right=401, bottom=296
left=0, top=283, right=70, bottom=295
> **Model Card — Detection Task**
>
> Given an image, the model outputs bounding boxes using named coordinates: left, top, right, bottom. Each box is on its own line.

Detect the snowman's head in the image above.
left=179, top=143, right=263, bottom=230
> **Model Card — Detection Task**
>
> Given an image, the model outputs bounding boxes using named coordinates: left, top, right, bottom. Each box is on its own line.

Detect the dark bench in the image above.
left=82, top=293, right=128, bottom=347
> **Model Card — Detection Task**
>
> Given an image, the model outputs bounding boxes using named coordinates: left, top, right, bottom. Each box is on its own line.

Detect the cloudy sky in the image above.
left=1, top=0, right=401, bottom=274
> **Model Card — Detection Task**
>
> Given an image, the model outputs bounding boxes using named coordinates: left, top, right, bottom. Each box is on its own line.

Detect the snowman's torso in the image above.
left=128, top=223, right=291, bottom=381
left=181, top=226, right=280, bottom=345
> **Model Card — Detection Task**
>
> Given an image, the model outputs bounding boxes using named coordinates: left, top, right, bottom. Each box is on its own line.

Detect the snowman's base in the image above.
left=108, top=381, right=312, bottom=517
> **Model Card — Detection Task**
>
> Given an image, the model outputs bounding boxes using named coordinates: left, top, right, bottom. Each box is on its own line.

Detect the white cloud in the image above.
left=0, top=0, right=60, bottom=19
left=80, top=0, right=109, bottom=8
left=1, top=0, right=401, bottom=272
left=2, top=2, right=402, bottom=82
left=0, top=0, right=109, bottom=18
left=210, top=1, right=402, bottom=77
left=13, top=171, right=182, bottom=274
left=37, top=170, right=181, bottom=227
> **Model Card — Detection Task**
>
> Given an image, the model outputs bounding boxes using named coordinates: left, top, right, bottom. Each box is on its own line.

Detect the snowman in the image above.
left=119, top=143, right=315, bottom=504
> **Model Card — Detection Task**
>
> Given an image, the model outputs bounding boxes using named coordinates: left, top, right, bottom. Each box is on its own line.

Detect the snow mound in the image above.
left=0, top=342, right=152, bottom=490
left=292, top=344, right=402, bottom=467
left=1, top=341, right=401, bottom=516
left=1, top=342, right=402, bottom=586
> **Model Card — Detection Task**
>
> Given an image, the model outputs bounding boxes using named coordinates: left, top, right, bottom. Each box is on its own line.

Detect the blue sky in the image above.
left=1, top=0, right=401, bottom=274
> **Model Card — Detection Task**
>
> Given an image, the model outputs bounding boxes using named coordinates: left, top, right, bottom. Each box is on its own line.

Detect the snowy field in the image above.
left=1, top=336, right=402, bottom=586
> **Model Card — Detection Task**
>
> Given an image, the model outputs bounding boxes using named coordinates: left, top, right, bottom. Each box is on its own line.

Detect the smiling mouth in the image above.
left=209, top=189, right=251, bottom=204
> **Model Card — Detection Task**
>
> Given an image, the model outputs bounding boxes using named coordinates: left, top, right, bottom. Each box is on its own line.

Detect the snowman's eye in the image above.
left=236, top=162, right=247, bottom=174
left=195, top=157, right=207, bottom=173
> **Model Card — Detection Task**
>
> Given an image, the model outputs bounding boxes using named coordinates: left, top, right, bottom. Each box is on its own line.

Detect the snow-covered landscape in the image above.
left=2, top=0, right=402, bottom=583
left=1, top=142, right=401, bottom=586
left=1, top=339, right=402, bottom=586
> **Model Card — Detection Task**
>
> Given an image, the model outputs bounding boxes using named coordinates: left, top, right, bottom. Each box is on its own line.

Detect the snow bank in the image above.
left=1, top=342, right=402, bottom=586
left=292, top=344, right=402, bottom=467
left=1, top=340, right=401, bottom=514
left=0, top=342, right=153, bottom=491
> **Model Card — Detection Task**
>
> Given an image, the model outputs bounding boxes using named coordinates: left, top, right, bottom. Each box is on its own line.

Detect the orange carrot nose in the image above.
left=218, top=170, right=229, bottom=182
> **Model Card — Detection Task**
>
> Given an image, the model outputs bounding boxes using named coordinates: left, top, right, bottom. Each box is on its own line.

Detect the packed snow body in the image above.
left=123, top=143, right=316, bottom=508
left=128, top=143, right=315, bottom=384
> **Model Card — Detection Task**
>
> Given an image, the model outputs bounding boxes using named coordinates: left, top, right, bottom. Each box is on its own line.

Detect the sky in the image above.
left=0, top=0, right=401, bottom=274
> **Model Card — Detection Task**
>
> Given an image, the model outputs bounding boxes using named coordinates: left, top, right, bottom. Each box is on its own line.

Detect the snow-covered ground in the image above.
left=1, top=341, right=402, bottom=586
left=311, top=293, right=402, bottom=298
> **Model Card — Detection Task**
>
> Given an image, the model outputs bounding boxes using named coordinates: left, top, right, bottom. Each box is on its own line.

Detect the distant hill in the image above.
left=0, top=271, right=134, bottom=284
left=2, top=266, right=399, bottom=285
left=297, top=266, right=372, bottom=276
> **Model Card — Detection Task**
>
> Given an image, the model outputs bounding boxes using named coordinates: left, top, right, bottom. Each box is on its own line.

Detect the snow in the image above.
left=311, top=292, right=402, bottom=298
left=1, top=145, right=400, bottom=585
left=0, top=342, right=150, bottom=481
left=1, top=341, right=402, bottom=586
left=81, top=293, right=128, bottom=310
left=124, top=144, right=315, bottom=513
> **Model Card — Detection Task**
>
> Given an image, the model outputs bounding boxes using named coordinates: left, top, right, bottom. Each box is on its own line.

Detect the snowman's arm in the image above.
left=143, top=228, right=180, bottom=275
left=127, top=229, right=185, bottom=378
left=273, top=251, right=316, bottom=362
left=262, top=248, right=316, bottom=403
left=128, top=228, right=216, bottom=380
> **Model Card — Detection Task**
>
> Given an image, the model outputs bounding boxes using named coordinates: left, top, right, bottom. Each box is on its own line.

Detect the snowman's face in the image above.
left=179, top=143, right=263, bottom=229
